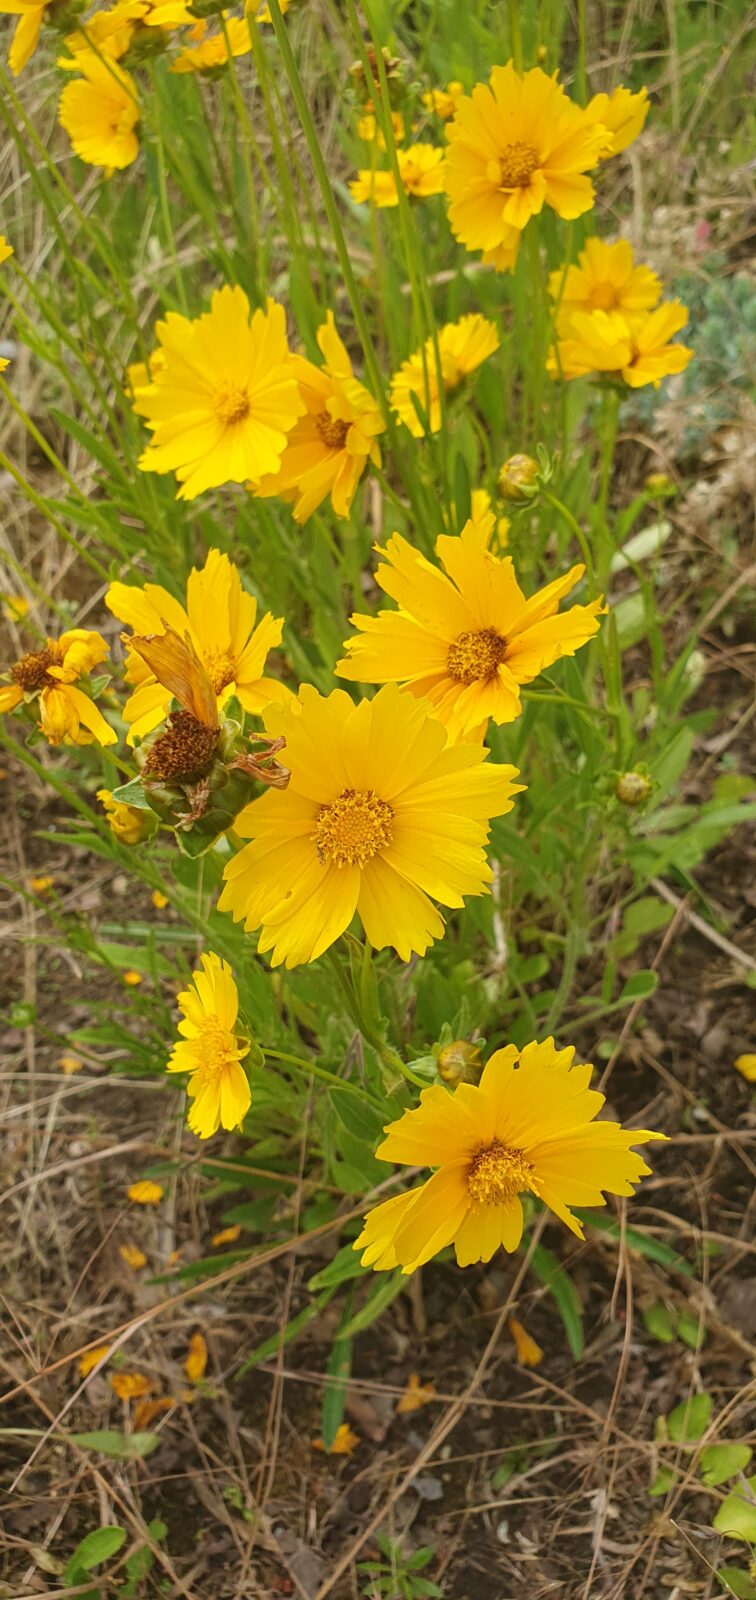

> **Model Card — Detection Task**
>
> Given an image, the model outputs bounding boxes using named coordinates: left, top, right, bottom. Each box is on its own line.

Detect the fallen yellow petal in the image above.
left=508, top=1316, right=544, bottom=1367
left=119, top=1243, right=147, bottom=1270
left=29, top=875, right=55, bottom=894
left=151, top=890, right=169, bottom=909
left=396, top=1372, right=438, bottom=1414
left=312, top=1423, right=359, bottom=1455
left=127, top=1180, right=164, bottom=1205
left=111, top=1372, right=152, bottom=1400
left=184, top=1331, right=208, bottom=1383
left=122, top=969, right=143, bottom=986
left=735, top=1054, right=756, bottom=1083
left=211, top=1224, right=241, bottom=1246
left=58, top=1052, right=83, bottom=1074
left=78, top=1344, right=111, bottom=1378
left=134, top=1395, right=173, bottom=1430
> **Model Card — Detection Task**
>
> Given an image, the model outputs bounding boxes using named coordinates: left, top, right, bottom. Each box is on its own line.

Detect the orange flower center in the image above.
left=315, top=411, right=350, bottom=450
left=491, top=141, right=539, bottom=189
left=591, top=280, right=619, bottom=311
left=194, top=1018, right=239, bottom=1085
left=447, top=627, right=507, bottom=684
left=215, top=384, right=251, bottom=426
left=467, top=1141, right=536, bottom=1207
left=202, top=646, right=237, bottom=694
left=10, top=645, right=59, bottom=692
left=313, top=787, right=394, bottom=868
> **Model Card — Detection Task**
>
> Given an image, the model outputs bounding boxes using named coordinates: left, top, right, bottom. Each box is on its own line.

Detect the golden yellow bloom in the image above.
left=396, top=1373, right=437, bottom=1413
left=166, top=952, right=251, bottom=1140
left=119, top=1243, right=147, bottom=1269
left=390, top=313, right=499, bottom=437
left=509, top=1316, right=543, bottom=1366
left=586, top=85, right=649, bottom=158
left=356, top=109, right=405, bottom=146
left=127, top=1179, right=164, bottom=1203
left=111, top=1372, right=152, bottom=1400
left=29, top=874, right=54, bottom=894
left=59, top=1051, right=83, bottom=1074
left=549, top=300, right=693, bottom=388
left=313, top=1423, right=359, bottom=1455
left=549, top=238, right=660, bottom=332
left=445, top=62, right=608, bottom=252
left=78, top=1344, right=111, bottom=1377
left=0, top=629, right=116, bottom=747
left=0, top=0, right=52, bottom=74
left=57, top=8, right=136, bottom=70
left=171, top=17, right=251, bottom=73
left=336, top=515, right=604, bottom=743
left=211, top=1223, right=241, bottom=1245
left=123, top=969, right=143, bottom=986
left=133, top=288, right=304, bottom=499
left=422, top=81, right=464, bottom=120
left=355, top=1037, right=665, bottom=1274
left=735, top=1054, right=756, bottom=1083
left=107, top=547, right=289, bottom=746
left=97, top=787, right=154, bottom=846
left=350, top=143, right=445, bottom=207
left=184, top=1332, right=208, bottom=1382
left=254, top=312, right=384, bottom=522
left=58, top=59, right=140, bottom=175
left=151, top=889, right=169, bottom=909
left=0, top=237, right=14, bottom=265
left=218, top=683, right=523, bottom=967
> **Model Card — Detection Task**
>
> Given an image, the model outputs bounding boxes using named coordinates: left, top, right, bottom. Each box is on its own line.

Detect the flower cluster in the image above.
left=547, top=238, right=693, bottom=389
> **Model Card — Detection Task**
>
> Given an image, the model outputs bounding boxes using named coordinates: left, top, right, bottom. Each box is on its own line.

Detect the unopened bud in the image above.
left=497, top=453, right=539, bottom=504
left=97, top=787, right=157, bottom=846
left=437, top=1039, right=482, bottom=1087
left=615, top=771, right=652, bottom=807
left=644, top=471, right=675, bottom=496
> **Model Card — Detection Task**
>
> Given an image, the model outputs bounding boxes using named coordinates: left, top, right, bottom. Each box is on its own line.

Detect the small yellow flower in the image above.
left=211, top=1223, right=242, bottom=1245
left=111, top=1371, right=152, bottom=1400
left=390, top=313, right=499, bottom=437
left=549, top=300, right=693, bottom=389
left=355, top=1038, right=666, bottom=1274
left=253, top=311, right=385, bottom=522
left=78, top=1344, right=111, bottom=1377
left=184, top=1332, right=208, bottom=1382
left=119, top=1243, right=147, bottom=1269
left=58, top=58, right=140, bottom=175
left=171, top=17, right=252, bottom=74
left=57, top=7, right=136, bottom=71
left=166, top=953, right=251, bottom=1140
left=128, top=1179, right=164, bottom=1204
left=422, top=81, right=464, bottom=120
left=97, top=788, right=155, bottom=846
left=549, top=238, right=661, bottom=333
left=0, top=358, right=9, bottom=376
left=123, top=969, right=143, bottom=987
left=0, top=237, right=14, bottom=266
left=445, top=61, right=608, bottom=253
left=2, top=594, right=28, bottom=621
left=585, top=85, right=649, bottom=158
left=735, top=1055, right=756, bottom=1083
left=29, top=874, right=55, bottom=894
left=132, top=288, right=305, bottom=500
left=0, top=629, right=116, bottom=747
left=246, top=0, right=291, bottom=21
left=350, top=144, right=445, bottom=207
left=396, top=1373, right=437, bottom=1413
left=356, top=109, right=405, bottom=146
left=313, top=1423, right=359, bottom=1455
left=508, top=1316, right=544, bottom=1367
left=59, top=1051, right=83, bottom=1074
left=336, top=516, right=604, bottom=743
left=151, top=889, right=169, bottom=910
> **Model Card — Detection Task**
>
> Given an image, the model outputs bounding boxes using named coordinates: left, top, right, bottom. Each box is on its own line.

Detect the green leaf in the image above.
left=70, top=1430, right=160, bottom=1460
left=717, top=1567, right=756, bottom=1598
left=237, top=1290, right=335, bottom=1375
left=676, top=1310, right=706, bottom=1349
left=700, top=1444, right=752, bottom=1486
left=321, top=1311, right=353, bottom=1453
left=713, top=1477, right=756, bottom=1542
left=308, top=1242, right=366, bottom=1291
left=576, top=1213, right=693, bottom=1276
left=643, top=1302, right=676, bottom=1343
left=63, top=1527, right=126, bottom=1582
left=619, top=968, right=658, bottom=1002
left=648, top=1465, right=676, bottom=1498
left=109, top=778, right=154, bottom=811
left=328, top=1087, right=386, bottom=1146
left=529, top=1243, right=584, bottom=1359
left=667, top=1391, right=713, bottom=1443
left=339, top=1271, right=405, bottom=1336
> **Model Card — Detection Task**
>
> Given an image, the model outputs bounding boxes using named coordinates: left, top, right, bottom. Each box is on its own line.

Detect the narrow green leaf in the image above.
left=643, top=1302, right=676, bottom=1343
left=529, top=1243, right=584, bottom=1359
left=63, top=1526, right=126, bottom=1581
left=339, top=1271, right=405, bottom=1336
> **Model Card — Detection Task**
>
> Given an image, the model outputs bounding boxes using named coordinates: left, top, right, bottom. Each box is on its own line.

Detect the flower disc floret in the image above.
left=314, top=788, right=394, bottom=867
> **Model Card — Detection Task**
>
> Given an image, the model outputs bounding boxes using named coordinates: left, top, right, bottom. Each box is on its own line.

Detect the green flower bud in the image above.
left=437, top=1039, right=482, bottom=1087
left=497, top=453, right=540, bottom=504
left=615, top=770, right=652, bottom=806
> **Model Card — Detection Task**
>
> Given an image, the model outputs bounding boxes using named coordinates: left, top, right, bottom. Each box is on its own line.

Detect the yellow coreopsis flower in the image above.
left=253, top=311, right=385, bottom=523
left=0, top=629, right=116, bottom=747
left=549, top=238, right=661, bottom=332
left=171, top=17, right=252, bottom=73
left=106, top=546, right=290, bottom=745
left=58, top=58, right=140, bottom=174
left=390, top=313, right=499, bottom=437
left=336, top=515, right=604, bottom=743
left=349, top=143, right=445, bottom=207
left=218, top=682, right=523, bottom=968
left=97, top=787, right=155, bottom=845
left=422, top=81, right=464, bottom=120
left=0, top=237, right=14, bottom=265
left=247, top=0, right=291, bottom=21
left=586, top=85, right=649, bottom=158
left=356, top=109, right=406, bottom=146
left=166, top=952, right=251, bottom=1139
left=57, top=8, right=136, bottom=70
left=355, top=1037, right=666, bottom=1273
left=549, top=300, right=693, bottom=388
left=133, top=288, right=305, bottom=499
left=0, top=0, right=52, bottom=74
left=444, top=61, right=608, bottom=252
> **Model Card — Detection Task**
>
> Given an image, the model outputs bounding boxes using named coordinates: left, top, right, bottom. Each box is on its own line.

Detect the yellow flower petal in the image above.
left=127, top=1179, right=164, bottom=1204
left=184, top=1332, right=208, bottom=1383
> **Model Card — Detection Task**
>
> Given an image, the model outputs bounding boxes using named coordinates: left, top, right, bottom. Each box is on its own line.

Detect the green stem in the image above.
left=326, top=947, right=425, bottom=1091
left=542, top=488, right=597, bottom=593
left=507, top=0, right=524, bottom=69
left=264, top=1047, right=384, bottom=1107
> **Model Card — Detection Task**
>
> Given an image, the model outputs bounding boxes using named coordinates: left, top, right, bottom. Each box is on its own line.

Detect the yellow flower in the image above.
left=422, top=81, right=464, bottom=120
left=111, top=1371, right=152, bottom=1400
left=549, top=300, right=693, bottom=388
left=586, top=85, right=649, bottom=158
left=171, top=17, right=252, bottom=73
left=312, top=1423, right=359, bottom=1455
left=481, top=226, right=522, bottom=275
left=247, top=0, right=291, bottom=21
left=390, top=313, right=499, bottom=437
left=253, top=311, right=385, bottom=522
left=356, top=109, right=405, bottom=146
left=349, top=144, right=445, bottom=207
left=0, top=358, right=9, bottom=375
left=59, top=1051, right=83, bottom=1073
left=151, top=889, right=169, bottom=909
left=445, top=61, right=608, bottom=253
left=127, top=1179, right=164, bottom=1203
left=336, top=515, right=604, bottom=743
left=125, top=347, right=166, bottom=398
left=218, top=682, right=523, bottom=968
left=78, top=1344, right=111, bottom=1377
left=0, top=237, right=14, bottom=265
left=735, top=1054, right=756, bottom=1083
left=211, top=1223, right=241, bottom=1245
left=29, top=874, right=54, bottom=893
left=0, top=629, right=116, bottom=747
left=549, top=238, right=661, bottom=332
left=123, top=969, right=143, bottom=986
left=0, top=0, right=53, bottom=74
left=57, top=8, right=136, bottom=70
left=2, top=594, right=29, bottom=621
left=107, top=547, right=290, bottom=746
left=119, top=1242, right=147, bottom=1269
left=184, top=1331, right=208, bottom=1381
left=133, top=288, right=305, bottom=499
left=508, top=1316, right=543, bottom=1366
left=97, top=787, right=155, bottom=845
left=355, top=1037, right=666, bottom=1274
left=58, top=58, right=140, bottom=175
left=166, top=952, right=251, bottom=1140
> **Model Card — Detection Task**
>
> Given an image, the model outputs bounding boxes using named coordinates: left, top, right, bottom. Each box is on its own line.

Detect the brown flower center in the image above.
left=313, top=787, right=394, bottom=868
left=493, top=141, right=539, bottom=189
left=447, top=627, right=507, bottom=684
left=10, top=646, right=58, bottom=692
left=215, top=384, right=251, bottom=427
left=143, top=710, right=219, bottom=783
left=467, top=1141, right=536, bottom=1207
left=315, top=411, right=350, bottom=450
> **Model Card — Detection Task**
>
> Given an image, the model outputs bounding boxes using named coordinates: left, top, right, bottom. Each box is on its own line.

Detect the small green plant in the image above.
left=358, top=1534, right=443, bottom=1599
left=647, top=1391, right=755, bottom=1596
